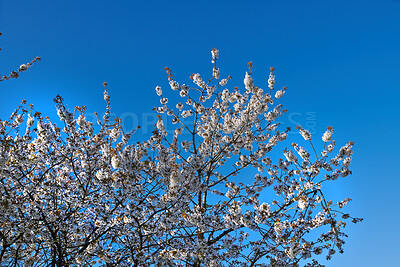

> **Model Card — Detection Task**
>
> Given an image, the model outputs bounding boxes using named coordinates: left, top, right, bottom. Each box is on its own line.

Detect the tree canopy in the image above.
left=0, top=42, right=362, bottom=266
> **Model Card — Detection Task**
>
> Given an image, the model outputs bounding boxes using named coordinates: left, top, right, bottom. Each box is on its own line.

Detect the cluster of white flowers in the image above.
left=244, top=71, right=254, bottom=91
left=192, top=73, right=206, bottom=88
left=323, top=126, right=334, bottom=142
left=211, top=47, right=219, bottom=63
left=297, top=125, right=312, bottom=141
left=284, top=149, right=298, bottom=163
left=213, top=66, right=220, bottom=79
left=0, top=48, right=361, bottom=266
left=268, top=67, right=276, bottom=90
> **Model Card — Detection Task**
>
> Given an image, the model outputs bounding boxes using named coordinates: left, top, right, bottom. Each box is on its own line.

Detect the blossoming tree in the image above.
left=0, top=38, right=361, bottom=266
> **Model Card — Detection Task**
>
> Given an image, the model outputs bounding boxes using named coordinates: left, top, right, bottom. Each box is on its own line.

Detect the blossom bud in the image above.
left=322, top=127, right=333, bottom=142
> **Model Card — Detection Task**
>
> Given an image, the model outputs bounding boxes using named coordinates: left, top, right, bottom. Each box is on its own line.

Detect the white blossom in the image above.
left=219, top=78, right=228, bottom=86
left=268, top=69, right=275, bottom=90
left=169, top=80, right=179, bottom=90
left=244, top=72, right=254, bottom=91
left=76, top=115, right=85, bottom=127
left=111, top=155, right=121, bottom=169
left=284, top=149, right=298, bottom=163
left=19, top=64, right=28, bottom=71
left=297, top=126, right=312, bottom=141
left=213, top=66, right=220, bottom=79
left=211, top=47, right=219, bottom=63
left=322, top=126, right=333, bottom=142
left=27, top=114, right=34, bottom=127
left=275, top=90, right=284, bottom=98
left=298, top=198, right=308, bottom=210
left=155, top=86, right=162, bottom=96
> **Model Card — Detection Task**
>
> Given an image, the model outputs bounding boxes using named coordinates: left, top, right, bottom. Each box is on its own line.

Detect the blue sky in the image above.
left=1, top=0, right=400, bottom=265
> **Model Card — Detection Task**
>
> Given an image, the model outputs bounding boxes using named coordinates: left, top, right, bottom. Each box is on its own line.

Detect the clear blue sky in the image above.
left=1, top=0, right=400, bottom=266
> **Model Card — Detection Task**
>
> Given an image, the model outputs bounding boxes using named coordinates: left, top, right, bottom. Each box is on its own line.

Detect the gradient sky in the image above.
left=1, top=0, right=400, bottom=266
